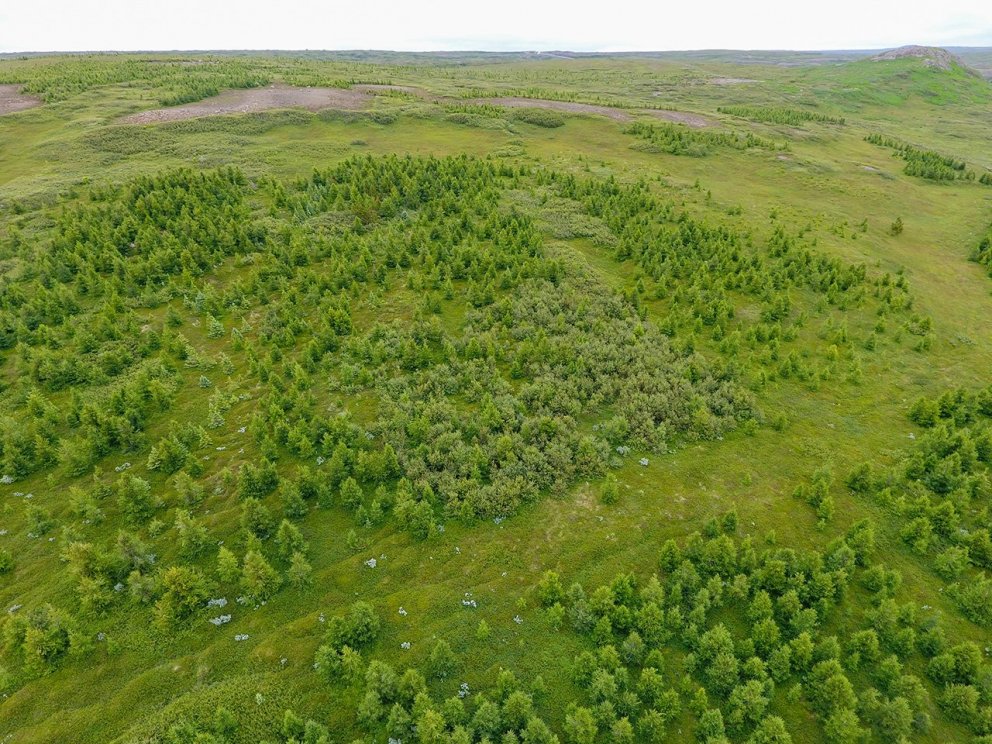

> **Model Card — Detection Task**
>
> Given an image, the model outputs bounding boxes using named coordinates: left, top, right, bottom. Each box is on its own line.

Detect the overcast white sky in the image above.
left=1, top=0, right=991, bottom=53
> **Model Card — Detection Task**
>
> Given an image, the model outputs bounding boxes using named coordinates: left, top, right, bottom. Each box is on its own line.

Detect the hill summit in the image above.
left=869, top=45, right=969, bottom=71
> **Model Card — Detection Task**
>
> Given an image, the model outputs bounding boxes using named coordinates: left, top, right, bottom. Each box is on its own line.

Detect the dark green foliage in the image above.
left=600, top=473, right=620, bottom=505
left=323, top=601, right=381, bottom=651
left=275, top=519, right=307, bottom=562
left=1, top=603, right=76, bottom=674
left=537, top=571, right=565, bottom=607
left=847, top=384, right=992, bottom=624
left=0, top=548, right=13, bottom=574
left=241, top=550, right=281, bottom=602
left=147, top=422, right=210, bottom=474
left=238, top=460, right=280, bottom=500
left=116, top=475, right=157, bottom=526
left=342, top=655, right=561, bottom=744
left=427, top=639, right=457, bottom=679
left=718, top=105, right=845, bottom=125
left=163, top=704, right=329, bottom=744
left=240, top=498, right=274, bottom=539
left=233, top=155, right=758, bottom=524
left=511, top=524, right=975, bottom=742
left=512, top=108, right=566, bottom=128
left=627, top=121, right=776, bottom=156
left=972, top=221, right=992, bottom=277
left=174, top=509, right=208, bottom=558
left=545, top=169, right=912, bottom=389
left=866, top=133, right=974, bottom=182
left=154, top=565, right=209, bottom=628
left=0, top=56, right=270, bottom=105
left=287, top=552, right=313, bottom=588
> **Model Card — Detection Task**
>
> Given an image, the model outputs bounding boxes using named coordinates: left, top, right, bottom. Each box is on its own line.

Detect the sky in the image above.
left=1, top=0, right=991, bottom=53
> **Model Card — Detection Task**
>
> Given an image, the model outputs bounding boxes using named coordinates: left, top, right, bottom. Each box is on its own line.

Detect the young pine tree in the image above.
left=241, top=550, right=281, bottom=602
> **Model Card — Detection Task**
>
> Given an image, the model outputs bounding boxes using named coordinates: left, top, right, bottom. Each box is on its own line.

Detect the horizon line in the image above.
left=2, top=44, right=992, bottom=56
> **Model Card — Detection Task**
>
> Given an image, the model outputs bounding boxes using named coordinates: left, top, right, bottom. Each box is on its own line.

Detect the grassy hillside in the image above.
left=0, top=50, right=991, bottom=744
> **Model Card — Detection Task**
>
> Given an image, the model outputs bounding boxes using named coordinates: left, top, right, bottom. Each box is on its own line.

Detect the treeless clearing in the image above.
left=642, top=108, right=712, bottom=127
left=474, top=96, right=712, bottom=127
left=122, top=84, right=371, bottom=123
left=0, top=84, right=41, bottom=116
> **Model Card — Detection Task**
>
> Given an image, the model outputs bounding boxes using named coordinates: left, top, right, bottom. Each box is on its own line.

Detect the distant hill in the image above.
left=951, top=46, right=992, bottom=78
left=870, top=45, right=978, bottom=74
left=2, top=46, right=991, bottom=72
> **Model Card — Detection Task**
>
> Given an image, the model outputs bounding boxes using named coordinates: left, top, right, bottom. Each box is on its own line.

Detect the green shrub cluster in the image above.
left=848, top=384, right=992, bottom=626
left=245, top=157, right=756, bottom=525
left=717, top=105, right=845, bottom=125
left=544, top=171, right=919, bottom=385
left=625, top=122, right=776, bottom=156
left=972, top=221, right=992, bottom=277
left=0, top=55, right=391, bottom=106
left=0, top=155, right=926, bottom=706
left=529, top=517, right=991, bottom=742
left=327, top=516, right=989, bottom=742
left=865, top=133, right=974, bottom=182
left=163, top=704, right=330, bottom=744
left=0, top=57, right=268, bottom=105
left=511, top=107, right=566, bottom=128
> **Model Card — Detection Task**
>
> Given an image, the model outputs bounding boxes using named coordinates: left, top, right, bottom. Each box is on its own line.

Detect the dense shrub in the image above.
left=512, top=107, right=566, bottom=128
left=718, top=105, right=845, bottom=125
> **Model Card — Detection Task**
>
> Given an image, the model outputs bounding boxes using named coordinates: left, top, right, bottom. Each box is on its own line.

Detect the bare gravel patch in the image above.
left=0, top=85, right=41, bottom=116
left=122, top=84, right=371, bottom=124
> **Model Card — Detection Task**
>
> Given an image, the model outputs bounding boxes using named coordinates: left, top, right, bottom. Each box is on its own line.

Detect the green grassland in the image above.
left=0, top=50, right=991, bottom=744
